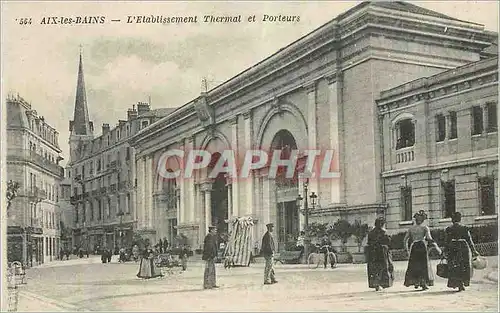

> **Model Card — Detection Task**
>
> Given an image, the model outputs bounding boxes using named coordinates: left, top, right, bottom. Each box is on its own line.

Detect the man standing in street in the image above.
left=202, top=226, right=219, bottom=289
left=261, top=223, right=278, bottom=285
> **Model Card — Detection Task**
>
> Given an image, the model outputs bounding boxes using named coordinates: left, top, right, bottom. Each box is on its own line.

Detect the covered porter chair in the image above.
left=223, top=216, right=255, bottom=268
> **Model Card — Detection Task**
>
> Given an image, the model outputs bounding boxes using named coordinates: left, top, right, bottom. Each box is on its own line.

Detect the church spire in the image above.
left=69, top=48, right=93, bottom=136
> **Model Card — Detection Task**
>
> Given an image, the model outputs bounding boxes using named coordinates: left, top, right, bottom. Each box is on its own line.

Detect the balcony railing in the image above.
left=109, top=184, right=117, bottom=193
left=7, top=148, right=64, bottom=177
left=395, top=146, right=415, bottom=164
left=26, top=187, right=47, bottom=201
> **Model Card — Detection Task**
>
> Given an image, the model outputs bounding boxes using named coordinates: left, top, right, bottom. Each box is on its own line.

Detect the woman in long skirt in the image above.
left=137, top=244, right=163, bottom=279
left=403, top=210, right=442, bottom=290
left=366, top=217, right=394, bottom=291
left=444, top=212, right=479, bottom=292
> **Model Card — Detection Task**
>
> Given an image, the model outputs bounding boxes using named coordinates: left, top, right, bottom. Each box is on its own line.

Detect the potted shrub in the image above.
left=329, top=219, right=354, bottom=263
left=351, top=220, right=369, bottom=264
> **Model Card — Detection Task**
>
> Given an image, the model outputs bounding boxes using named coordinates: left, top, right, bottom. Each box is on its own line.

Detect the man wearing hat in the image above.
left=261, top=223, right=278, bottom=285
left=202, top=226, right=219, bottom=289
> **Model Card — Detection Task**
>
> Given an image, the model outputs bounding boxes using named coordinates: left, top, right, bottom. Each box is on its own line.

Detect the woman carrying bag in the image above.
left=443, top=212, right=481, bottom=292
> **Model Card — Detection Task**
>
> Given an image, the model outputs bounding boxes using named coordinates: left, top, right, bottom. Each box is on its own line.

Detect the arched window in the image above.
left=270, top=129, right=299, bottom=188
left=392, top=115, right=416, bottom=150
left=162, top=169, right=177, bottom=209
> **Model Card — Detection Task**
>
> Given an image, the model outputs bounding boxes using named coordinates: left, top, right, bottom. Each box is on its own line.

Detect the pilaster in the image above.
left=138, top=157, right=146, bottom=228
left=304, top=81, right=319, bottom=202
left=326, top=73, right=343, bottom=204
left=146, top=155, right=154, bottom=229
left=200, top=181, right=213, bottom=233
left=184, top=137, right=196, bottom=223
left=178, top=141, right=186, bottom=224
left=230, top=115, right=240, bottom=217
left=243, top=110, right=254, bottom=217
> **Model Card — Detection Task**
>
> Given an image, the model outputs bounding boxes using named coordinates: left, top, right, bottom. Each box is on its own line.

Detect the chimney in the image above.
left=102, top=123, right=110, bottom=134
left=137, top=102, right=150, bottom=116
left=127, top=105, right=138, bottom=120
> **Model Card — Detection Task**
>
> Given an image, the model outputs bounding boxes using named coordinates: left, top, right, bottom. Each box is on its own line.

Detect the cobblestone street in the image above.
left=16, top=256, right=498, bottom=311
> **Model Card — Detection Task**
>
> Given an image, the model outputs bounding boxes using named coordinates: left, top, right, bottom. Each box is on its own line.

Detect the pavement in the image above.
left=13, top=255, right=499, bottom=312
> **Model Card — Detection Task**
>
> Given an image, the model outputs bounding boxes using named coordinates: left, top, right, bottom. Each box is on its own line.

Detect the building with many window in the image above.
left=67, top=53, right=175, bottom=253
left=128, top=2, right=497, bottom=251
left=377, top=56, right=498, bottom=232
left=6, top=94, right=65, bottom=266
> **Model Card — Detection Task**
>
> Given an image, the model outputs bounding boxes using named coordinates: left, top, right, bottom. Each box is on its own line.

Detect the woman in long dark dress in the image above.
left=137, top=244, right=163, bottom=279
left=403, top=210, right=442, bottom=290
left=366, top=217, right=394, bottom=291
left=444, top=212, right=479, bottom=292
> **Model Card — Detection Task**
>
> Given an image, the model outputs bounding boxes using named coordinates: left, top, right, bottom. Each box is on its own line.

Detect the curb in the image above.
left=19, top=290, right=90, bottom=312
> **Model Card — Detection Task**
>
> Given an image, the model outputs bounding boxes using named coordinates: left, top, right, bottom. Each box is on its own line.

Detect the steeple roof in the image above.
left=70, top=51, right=93, bottom=136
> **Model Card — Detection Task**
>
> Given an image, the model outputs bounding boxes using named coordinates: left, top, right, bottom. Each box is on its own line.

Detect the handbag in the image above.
left=472, top=255, right=487, bottom=270
left=436, top=257, right=448, bottom=278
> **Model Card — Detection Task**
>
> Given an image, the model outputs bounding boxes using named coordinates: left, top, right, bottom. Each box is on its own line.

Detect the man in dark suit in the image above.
left=261, top=223, right=278, bottom=285
left=202, top=226, right=219, bottom=289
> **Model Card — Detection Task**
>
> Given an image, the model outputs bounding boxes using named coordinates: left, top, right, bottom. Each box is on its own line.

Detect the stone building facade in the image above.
left=129, top=2, right=497, bottom=251
left=6, top=94, right=65, bottom=266
left=67, top=53, right=174, bottom=253
left=377, top=56, right=498, bottom=233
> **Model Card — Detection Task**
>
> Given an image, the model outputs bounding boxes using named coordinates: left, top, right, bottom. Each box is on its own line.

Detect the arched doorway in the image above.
left=270, top=129, right=300, bottom=250
left=208, top=152, right=229, bottom=236
left=161, top=169, right=177, bottom=248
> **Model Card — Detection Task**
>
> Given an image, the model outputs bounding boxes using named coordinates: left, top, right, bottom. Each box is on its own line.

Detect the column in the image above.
left=327, top=74, right=343, bottom=203
left=230, top=116, right=240, bottom=217
left=227, top=183, right=233, bottom=231
left=482, top=103, right=488, bottom=134
left=202, top=184, right=212, bottom=233
left=178, top=141, right=186, bottom=224
left=137, top=156, right=146, bottom=229
left=243, top=111, right=253, bottom=217
left=185, top=137, right=195, bottom=222
left=147, top=155, right=154, bottom=229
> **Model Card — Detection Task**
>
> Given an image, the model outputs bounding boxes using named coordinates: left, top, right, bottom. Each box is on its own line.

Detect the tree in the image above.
left=307, top=222, right=329, bottom=241
left=351, top=220, right=370, bottom=252
left=6, top=180, right=20, bottom=210
left=329, top=219, right=353, bottom=252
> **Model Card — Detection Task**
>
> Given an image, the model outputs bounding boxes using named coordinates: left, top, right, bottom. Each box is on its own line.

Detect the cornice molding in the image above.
left=377, top=69, right=498, bottom=112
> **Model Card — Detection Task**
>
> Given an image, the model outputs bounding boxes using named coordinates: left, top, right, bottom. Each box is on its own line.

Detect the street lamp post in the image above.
left=117, top=211, right=124, bottom=249
left=296, top=179, right=319, bottom=263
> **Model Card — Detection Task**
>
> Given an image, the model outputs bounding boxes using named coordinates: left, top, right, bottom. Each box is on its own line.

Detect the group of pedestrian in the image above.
left=366, top=210, right=481, bottom=293
left=58, top=248, right=71, bottom=261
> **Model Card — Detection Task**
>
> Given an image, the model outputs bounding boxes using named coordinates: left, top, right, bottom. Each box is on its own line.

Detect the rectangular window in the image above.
left=472, top=106, right=483, bottom=135
left=487, top=103, right=497, bottom=133
left=396, top=119, right=415, bottom=149
left=400, top=186, right=413, bottom=221
left=450, top=111, right=458, bottom=139
left=436, top=114, right=446, bottom=142
left=479, top=177, right=495, bottom=216
left=442, top=180, right=456, bottom=218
